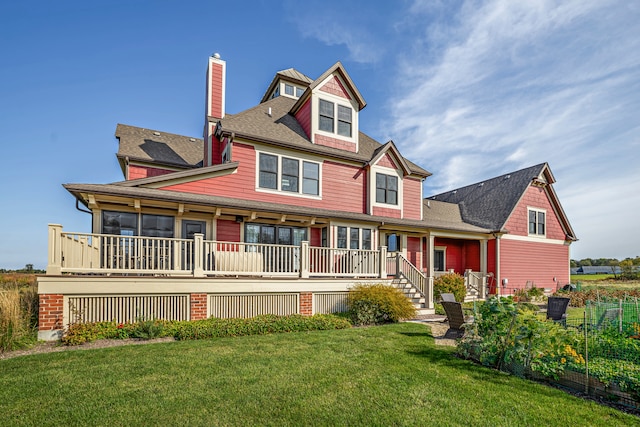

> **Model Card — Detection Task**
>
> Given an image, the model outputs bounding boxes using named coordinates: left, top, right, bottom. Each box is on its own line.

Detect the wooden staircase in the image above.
left=393, top=277, right=433, bottom=315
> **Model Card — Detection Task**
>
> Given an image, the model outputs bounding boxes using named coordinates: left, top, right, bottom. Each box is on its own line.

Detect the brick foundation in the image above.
left=39, top=294, right=64, bottom=331
left=300, top=292, right=313, bottom=315
left=190, top=293, right=208, bottom=320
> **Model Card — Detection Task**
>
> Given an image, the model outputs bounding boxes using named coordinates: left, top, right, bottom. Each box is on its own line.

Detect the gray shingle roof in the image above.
left=64, top=182, right=490, bottom=234
left=429, top=163, right=549, bottom=230
left=217, top=96, right=431, bottom=177
left=115, top=124, right=204, bottom=168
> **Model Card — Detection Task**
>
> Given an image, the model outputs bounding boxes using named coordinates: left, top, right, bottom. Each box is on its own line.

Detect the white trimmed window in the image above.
left=319, top=99, right=352, bottom=137
left=258, top=152, right=320, bottom=196
left=336, top=226, right=373, bottom=250
left=528, top=209, right=546, bottom=236
left=376, top=173, right=398, bottom=205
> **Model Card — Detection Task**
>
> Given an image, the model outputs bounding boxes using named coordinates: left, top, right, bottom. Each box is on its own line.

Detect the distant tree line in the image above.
left=571, top=257, right=640, bottom=280
left=0, top=264, right=46, bottom=274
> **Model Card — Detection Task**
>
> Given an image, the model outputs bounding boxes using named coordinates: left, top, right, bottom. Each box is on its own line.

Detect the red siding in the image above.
left=160, top=143, right=368, bottom=214
left=434, top=238, right=481, bottom=273
left=403, top=177, right=422, bottom=220
left=377, top=153, right=396, bottom=169
left=504, top=186, right=566, bottom=240
left=407, top=237, right=421, bottom=268
left=319, top=76, right=351, bottom=99
left=314, top=134, right=357, bottom=153
left=128, top=165, right=175, bottom=180
left=216, top=219, right=240, bottom=242
left=310, top=228, right=321, bottom=246
left=209, top=62, right=224, bottom=119
left=500, top=239, right=569, bottom=292
left=295, top=99, right=312, bottom=139
left=372, top=206, right=401, bottom=218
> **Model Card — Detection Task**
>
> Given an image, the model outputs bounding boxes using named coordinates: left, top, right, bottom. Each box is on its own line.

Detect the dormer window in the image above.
left=319, top=99, right=352, bottom=137
left=376, top=173, right=398, bottom=205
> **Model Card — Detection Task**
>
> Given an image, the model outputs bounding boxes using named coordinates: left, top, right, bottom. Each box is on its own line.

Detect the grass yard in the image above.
left=2, top=323, right=637, bottom=426
left=571, top=274, right=615, bottom=282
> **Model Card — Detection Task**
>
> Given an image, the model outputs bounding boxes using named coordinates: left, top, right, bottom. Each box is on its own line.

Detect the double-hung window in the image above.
left=259, top=153, right=278, bottom=189
left=319, top=99, right=352, bottom=137
left=259, top=153, right=320, bottom=196
left=376, top=173, right=398, bottom=205
left=528, top=209, right=546, bottom=236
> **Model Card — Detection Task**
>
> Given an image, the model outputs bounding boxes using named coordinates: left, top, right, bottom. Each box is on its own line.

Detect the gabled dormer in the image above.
left=260, top=68, right=314, bottom=102
left=290, top=62, right=366, bottom=154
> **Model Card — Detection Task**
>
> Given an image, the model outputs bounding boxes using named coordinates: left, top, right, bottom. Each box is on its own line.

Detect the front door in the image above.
left=182, top=220, right=206, bottom=270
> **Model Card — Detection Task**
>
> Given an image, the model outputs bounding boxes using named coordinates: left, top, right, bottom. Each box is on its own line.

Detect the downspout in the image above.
left=75, top=198, right=92, bottom=215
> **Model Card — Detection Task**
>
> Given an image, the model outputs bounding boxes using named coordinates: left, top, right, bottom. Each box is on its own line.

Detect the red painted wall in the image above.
left=310, top=228, right=321, bottom=247
left=500, top=239, right=569, bottom=292
left=403, top=177, right=422, bottom=220
left=295, top=99, right=312, bottom=139
left=319, top=76, right=351, bottom=99
left=216, top=219, right=240, bottom=242
left=160, top=143, right=369, bottom=214
left=504, top=186, right=566, bottom=240
left=128, top=165, right=175, bottom=180
left=209, top=62, right=224, bottom=119
left=407, top=237, right=421, bottom=268
left=434, top=238, right=480, bottom=273
left=377, top=153, right=396, bottom=169
left=314, top=134, right=357, bottom=153
left=372, top=206, right=401, bottom=218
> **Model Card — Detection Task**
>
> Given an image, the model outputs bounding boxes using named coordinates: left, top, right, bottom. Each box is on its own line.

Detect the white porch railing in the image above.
left=388, top=254, right=433, bottom=309
left=46, top=225, right=388, bottom=279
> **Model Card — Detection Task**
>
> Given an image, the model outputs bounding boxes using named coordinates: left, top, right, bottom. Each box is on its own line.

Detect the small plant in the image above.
left=433, top=273, right=466, bottom=303
left=527, top=286, right=545, bottom=301
left=132, top=318, right=165, bottom=340
left=347, top=283, right=417, bottom=326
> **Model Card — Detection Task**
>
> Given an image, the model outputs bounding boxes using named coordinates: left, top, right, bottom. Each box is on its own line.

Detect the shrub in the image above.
left=132, top=319, right=165, bottom=340
left=433, top=273, right=466, bottom=303
left=347, top=283, right=417, bottom=326
left=173, top=314, right=350, bottom=340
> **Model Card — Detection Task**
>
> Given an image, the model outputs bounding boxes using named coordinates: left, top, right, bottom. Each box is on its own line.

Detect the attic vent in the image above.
left=452, top=190, right=457, bottom=194
left=505, top=174, right=511, bottom=179
left=189, top=138, right=196, bottom=142
left=153, top=132, right=161, bottom=136
left=478, top=183, right=484, bottom=187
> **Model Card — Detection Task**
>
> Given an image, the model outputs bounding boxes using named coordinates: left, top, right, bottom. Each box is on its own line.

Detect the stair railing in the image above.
left=390, top=254, right=433, bottom=309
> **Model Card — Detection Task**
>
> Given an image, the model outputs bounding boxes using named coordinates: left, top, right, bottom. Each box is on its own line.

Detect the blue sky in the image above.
left=1, top=0, right=638, bottom=269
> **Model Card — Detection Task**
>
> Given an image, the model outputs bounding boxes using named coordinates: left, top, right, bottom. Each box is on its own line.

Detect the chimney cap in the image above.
left=212, top=52, right=221, bottom=59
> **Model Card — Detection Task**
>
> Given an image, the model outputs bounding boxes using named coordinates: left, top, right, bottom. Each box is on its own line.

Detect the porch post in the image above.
left=46, top=224, right=63, bottom=275
left=480, top=239, right=488, bottom=297
left=300, top=241, right=310, bottom=278
left=193, top=233, right=204, bottom=277
left=495, top=235, right=501, bottom=296
left=379, top=246, right=387, bottom=278
left=427, top=233, right=435, bottom=279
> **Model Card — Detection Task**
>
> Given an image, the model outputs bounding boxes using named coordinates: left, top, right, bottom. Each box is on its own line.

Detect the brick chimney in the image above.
left=204, top=53, right=226, bottom=166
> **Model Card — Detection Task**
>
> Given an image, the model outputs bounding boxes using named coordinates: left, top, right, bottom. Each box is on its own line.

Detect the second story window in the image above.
left=319, top=99, right=353, bottom=137
left=258, top=152, right=320, bottom=196
left=529, top=209, right=546, bottom=236
left=376, top=173, right=398, bottom=205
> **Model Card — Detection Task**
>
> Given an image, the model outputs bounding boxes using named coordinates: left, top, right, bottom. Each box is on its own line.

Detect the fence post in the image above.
left=193, top=233, right=204, bottom=277
left=300, top=241, right=310, bottom=278
left=379, top=246, right=387, bottom=278
left=584, top=310, right=589, bottom=394
left=46, top=224, right=63, bottom=275
left=619, top=299, right=623, bottom=334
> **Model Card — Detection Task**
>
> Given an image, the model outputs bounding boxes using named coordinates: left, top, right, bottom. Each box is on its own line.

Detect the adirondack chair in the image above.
left=546, top=296, right=570, bottom=325
left=441, top=301, right=473, bottom=339
left=440, top=293, right=456, bottom=302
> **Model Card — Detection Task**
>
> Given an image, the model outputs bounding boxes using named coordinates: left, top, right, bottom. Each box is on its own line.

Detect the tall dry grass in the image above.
left=0, top=273, right=38, bottom=352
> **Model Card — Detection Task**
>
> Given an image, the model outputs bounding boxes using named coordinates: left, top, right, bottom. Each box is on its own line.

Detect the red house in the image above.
left=38, top=55, right=576, bottom=340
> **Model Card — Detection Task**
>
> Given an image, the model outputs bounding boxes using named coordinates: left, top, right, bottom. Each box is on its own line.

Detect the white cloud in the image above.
left=388, top=0, right=640, bottom=258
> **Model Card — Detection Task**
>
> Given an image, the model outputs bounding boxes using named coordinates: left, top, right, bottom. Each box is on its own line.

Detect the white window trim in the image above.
left=255, top=150, right=322, bottom=200
left=331, top=223, right=376, bottom=250
left=370, top=164, right=403, bottom=213
left=310, top=74, right=359, bottom=148
left=527, top=207, right=547, bottom=238
left=280, top=82, right=305, bottom=100
left=434, top=246, right=447, bottom=272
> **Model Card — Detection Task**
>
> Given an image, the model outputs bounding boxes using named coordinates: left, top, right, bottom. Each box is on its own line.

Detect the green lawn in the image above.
left=1, top=323, right=636, bottom=426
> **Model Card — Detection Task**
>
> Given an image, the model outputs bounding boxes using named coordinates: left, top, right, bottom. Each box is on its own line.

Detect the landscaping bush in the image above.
left=433, top=273, right=466, bottom=303
left=61, top=314, right=350, bottom=345
left=347, top=283, right=417, bottom=326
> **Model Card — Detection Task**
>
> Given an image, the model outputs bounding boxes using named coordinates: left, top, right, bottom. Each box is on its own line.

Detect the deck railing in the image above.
left=46, top=225, right=389, bottom=279
left=389, top=254, right=433, bottom=309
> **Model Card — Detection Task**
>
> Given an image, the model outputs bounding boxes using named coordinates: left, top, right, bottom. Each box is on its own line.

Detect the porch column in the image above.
left=379, top=246, right=387, bottom=278
left=495, top=235, right=501, bottom=296
left=300, top=241, right=310, bottom=279
left=427, top=233, right=435, bottom=279
left=193, top=233, right=204, bottom=277
left=46, top=224, right=63, bottom=275
left=480, top=239, right=488, bottom=297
